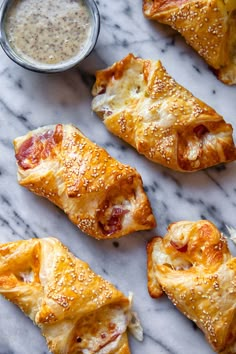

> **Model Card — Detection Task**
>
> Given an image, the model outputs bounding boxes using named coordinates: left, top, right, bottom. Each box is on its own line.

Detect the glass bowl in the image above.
left=0, top=0, right=100, bottom=73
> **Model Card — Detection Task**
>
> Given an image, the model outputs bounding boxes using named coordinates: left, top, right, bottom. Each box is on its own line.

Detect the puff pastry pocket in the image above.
left=147, top=220, right=236, bottom=353
left=92, top=54, right=236, bottom=172
left=14, top=124, right=156, bottom=239
left=143, top=0, right=236, bottom=85
left=0, top=237, right=142, bottom=353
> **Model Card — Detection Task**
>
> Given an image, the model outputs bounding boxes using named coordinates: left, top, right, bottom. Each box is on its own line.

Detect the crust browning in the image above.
left=143, top=0, right=236, bottom=85
left=14, top=124, right=156, bottom=239
left=147, top=220, right=236, bottom=353
left=92, top=54, right=236, bottom=172
left=0, top=237, right=132, bottom=354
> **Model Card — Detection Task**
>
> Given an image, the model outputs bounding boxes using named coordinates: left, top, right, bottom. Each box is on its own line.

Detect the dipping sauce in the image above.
left=4, top=0, right=92, bottom=66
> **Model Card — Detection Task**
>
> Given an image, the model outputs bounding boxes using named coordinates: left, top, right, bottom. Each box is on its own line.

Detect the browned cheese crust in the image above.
left=92, top=54, right=236, bottom=172
left=0, top=237, right=132, bottom=354
left=143, top=0, right=236, bottom=85
left=14, top=124, right=156, bottom=239
left=147, top=220, right=236, bottom=353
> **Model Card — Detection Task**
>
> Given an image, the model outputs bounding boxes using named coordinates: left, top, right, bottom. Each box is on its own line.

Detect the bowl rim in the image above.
left=0, top=0, right=100, bottom=73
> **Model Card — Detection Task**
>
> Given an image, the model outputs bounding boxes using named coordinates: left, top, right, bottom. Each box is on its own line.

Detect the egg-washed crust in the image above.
left=0, top=237, right=132, bottom=354
left=147, top=220, right=236, bottom=353
left=14, top=124, right=156, bottom=240
left=92, top=54, right=236, bottom=172
left=143, top=0, right=236, bottom=85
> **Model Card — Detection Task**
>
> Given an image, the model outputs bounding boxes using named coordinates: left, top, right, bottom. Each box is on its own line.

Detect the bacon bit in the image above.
left=101, top=109, right=113, bottom=117
left=193, top=124, right=209, bottom=138
left=100, top=333, right=107, bottom=339
left=16, top=124, right=63, bottom=170
left=53, top=124, right=63, bottom=144
left=154, top=0, right=188, bottom=11
left=110, top=207, right=128, bottom=217
left=170, top=240, right=188, bottom=253
left=98, top=332, right=120, bottom=350
left=98, top=86, right=106, bottom=94
left=15, top=136, right=41, bottom=169
left=99, top=206, right=129, bottom=236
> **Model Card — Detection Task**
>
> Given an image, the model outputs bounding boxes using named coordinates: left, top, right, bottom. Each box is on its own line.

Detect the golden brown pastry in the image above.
left=92, top=54, right=236, bottom=172
left=143, top=0, right=236, bottom=85
left=0, top=237, right=141, bottom=353
left=147, top=220, right=236, bottom=353
left=14, top=124, right=156, bottom=239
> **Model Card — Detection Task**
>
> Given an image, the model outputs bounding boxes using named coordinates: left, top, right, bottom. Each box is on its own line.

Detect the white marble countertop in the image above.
left=0, top=0, right=236, bottom=353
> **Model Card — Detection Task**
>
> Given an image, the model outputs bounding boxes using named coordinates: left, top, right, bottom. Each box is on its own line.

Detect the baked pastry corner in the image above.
left=0, top=237, right=138, bottom=353
left=147, top=220, right=236, bottom=353
left=14, top=124, right=156, bottom=239
left=92, top=54, right=236, bottom=172
left=143, top=0, right=236, bottom=85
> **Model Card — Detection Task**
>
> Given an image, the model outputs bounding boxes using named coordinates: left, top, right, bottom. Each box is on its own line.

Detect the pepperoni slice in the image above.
left=16, top=124, right=63, bottom=170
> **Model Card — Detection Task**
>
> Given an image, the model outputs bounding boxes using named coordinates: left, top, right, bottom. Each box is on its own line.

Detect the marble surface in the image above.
left=0, top=0, right=236, bottom=353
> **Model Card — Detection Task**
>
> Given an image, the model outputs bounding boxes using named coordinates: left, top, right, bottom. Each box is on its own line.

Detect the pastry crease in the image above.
left=143, top=0, right=236, bottom=85
left=92, top=54, right=236, bottom=172
left=14, top=124, right=156, bottom=239
left=0, top=237, right=133, bottom=354
left=147, top=220, right=236, bottom=353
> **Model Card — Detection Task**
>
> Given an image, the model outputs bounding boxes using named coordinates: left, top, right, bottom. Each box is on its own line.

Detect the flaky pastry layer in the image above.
left=14, top=124, right=156, bottom=239
left=92, top=54, right=236, bottom=172
left=147, top=220, right=236, bottom=353
left=143, top=0, right=236, bottom=85
left=0, top=237, right=133, bottom=354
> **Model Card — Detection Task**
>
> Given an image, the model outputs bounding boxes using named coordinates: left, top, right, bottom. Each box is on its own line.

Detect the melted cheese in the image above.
left=153, top=239, right=192, bottom=271
left=69, top=304, right=129, bottom=353
left=168, top=222, right=192, bottom=248
left=92, top=61, right=146, bottom=117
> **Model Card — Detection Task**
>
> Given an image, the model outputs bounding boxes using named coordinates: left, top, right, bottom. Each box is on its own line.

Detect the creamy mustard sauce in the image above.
left=5, top=0, right=92, bottom=65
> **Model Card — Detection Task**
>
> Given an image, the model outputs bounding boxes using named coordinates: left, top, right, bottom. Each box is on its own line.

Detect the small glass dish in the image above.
left=0, top=0, right=100, bottom=73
